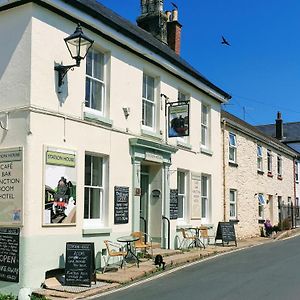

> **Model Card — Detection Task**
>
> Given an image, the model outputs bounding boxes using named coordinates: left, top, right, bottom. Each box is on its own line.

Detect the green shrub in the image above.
left=31, top=295, right=48, bottom=300
left=0, top=294, right=17, bottom=300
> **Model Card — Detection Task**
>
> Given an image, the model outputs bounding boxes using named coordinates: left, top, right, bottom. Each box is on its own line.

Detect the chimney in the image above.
left=137, top=0, right=168, bottom=44
left=167, top=8, right=182, bottom=55
left=275, top=111, right=283, bottom=140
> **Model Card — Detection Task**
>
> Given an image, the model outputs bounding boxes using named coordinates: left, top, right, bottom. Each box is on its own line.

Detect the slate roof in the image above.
left=221, top=110, right=298, bottom=157
left=256, top=123, right=300, bottom=143
left=0, top=0, right=231, bottom=100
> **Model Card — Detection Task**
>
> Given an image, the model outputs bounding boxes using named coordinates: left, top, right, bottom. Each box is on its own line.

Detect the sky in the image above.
left=98, top=0, right=300, bottom=126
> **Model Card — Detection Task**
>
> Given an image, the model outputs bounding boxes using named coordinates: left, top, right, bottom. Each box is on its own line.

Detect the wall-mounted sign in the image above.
left=0, top=227, right=20, bottom=282
left=170, top=189, right=178, bottom=220
left=191, top=174, right=201, bottom=219
left=0, top=147, right=23, bottom=226
left=114, top=186, right=129, bottom=224
left=168, top=101, right=189, bottom=137
left=151, top=189, right=161, bottom=198
left=145, top=152, right=163, bottom=163
left=44, top=147, right=77, bottom=225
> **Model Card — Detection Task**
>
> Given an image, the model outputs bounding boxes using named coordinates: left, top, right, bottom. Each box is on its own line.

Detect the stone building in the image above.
left=0, top=0, right=230, bottom=295
left=222, top=111, right=298, bottom=238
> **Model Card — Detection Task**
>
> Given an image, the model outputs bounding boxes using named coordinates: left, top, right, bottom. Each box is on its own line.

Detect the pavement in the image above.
left=32, top=228, right=300, bottom=300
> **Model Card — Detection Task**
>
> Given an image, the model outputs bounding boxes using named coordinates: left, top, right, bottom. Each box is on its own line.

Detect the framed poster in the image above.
left=43, top=147, right=77, bottom=225
left=191, top=174, right=201, bottom=219
left=168, top=101, right=189, bottom=137
left=0, top=147, right=23, bottom=226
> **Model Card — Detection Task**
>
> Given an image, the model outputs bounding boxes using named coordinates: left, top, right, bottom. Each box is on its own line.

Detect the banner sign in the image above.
left=44, top=147, right=77, bottom=225
left=168, top=101, right=190, bottom=137
left=191, top=174, right=201, bottom=219
left=0, top=147, right=23, bottom=226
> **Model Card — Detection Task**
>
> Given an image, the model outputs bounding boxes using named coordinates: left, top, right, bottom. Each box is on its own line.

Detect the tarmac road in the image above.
left=93, top=235, right=300, bottom=300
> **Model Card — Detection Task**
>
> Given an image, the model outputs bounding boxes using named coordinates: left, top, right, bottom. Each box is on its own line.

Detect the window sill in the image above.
left=257, top=170, right=264, bottom=175
left=82, top=227, right=112, bottom=235
left=229, top=219, right=239, bottom=224
left=200, top=147, right=213, bottom=156
left=267, top=172, right=273, bottom=178
left=229, top=161, right=238, bottom=167
left=84, top=111, right=113, bottom=127
left=277, top=175, right=283, bottom=180
left=141, top=129, right=162, bottom=140
left=176, top=140, right=192, bottom=150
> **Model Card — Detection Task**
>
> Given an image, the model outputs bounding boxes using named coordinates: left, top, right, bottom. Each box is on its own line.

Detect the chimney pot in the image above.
left=172, top=9, right=178, bottom=21
left=275, top=111, right=283, bottom=140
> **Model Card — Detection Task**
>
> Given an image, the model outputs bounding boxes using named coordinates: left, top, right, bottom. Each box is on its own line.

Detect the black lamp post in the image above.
left=55, top=24, right=94, bottom=88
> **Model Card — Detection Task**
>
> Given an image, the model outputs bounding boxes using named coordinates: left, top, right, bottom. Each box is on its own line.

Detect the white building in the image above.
left=0, top=0, right=231, bottom=295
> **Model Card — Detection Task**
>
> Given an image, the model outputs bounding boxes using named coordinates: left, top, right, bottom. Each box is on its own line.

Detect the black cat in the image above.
left=154, top=254, right=166, bottom=270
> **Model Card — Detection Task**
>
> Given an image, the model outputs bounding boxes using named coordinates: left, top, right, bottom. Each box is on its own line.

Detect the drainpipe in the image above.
left=222, top=118, right=227, bottom=222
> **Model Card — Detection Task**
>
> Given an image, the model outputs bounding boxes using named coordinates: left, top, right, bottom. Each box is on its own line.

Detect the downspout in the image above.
left=222, top=118, right=227, bottom=222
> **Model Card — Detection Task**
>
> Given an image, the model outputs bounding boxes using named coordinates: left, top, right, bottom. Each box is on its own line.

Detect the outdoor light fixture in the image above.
left=55, top=24, right=94, bottom=88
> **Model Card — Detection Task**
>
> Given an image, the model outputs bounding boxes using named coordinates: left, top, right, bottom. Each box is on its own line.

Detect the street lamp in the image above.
left=55, top=24, right=94, bottom=88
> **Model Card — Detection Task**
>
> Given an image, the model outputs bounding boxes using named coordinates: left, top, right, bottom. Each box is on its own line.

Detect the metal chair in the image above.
left=199, top=226, right=214, bottom=246
left=179, top=228, right=198, bottom=249
left=102, top=240, right=127, bottom=273
left=131, top=231, right=153, bottom=258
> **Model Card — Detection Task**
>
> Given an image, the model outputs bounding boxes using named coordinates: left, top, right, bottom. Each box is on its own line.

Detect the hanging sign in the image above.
left=0, top=147, right=23, bottom=226
left=168, top=101, right=190, bottom=137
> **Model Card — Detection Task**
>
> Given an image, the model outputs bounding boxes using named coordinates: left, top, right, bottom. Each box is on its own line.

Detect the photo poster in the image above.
left=168, top=102, right=189, bottom=138
left=0, top=148, right=23, bottom=226
left=44, top=147, right=77, bottom=225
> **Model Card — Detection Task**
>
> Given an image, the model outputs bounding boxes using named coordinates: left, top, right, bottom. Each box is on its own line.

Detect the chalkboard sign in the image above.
left=170, top=189, right=178, bottom=220
left=114, top=186, right=129, bottom=224
left=65, top=242, right=96, bottom=286
left=0, top=227, right=20, bottom=282
left=215, top=222, right=237, bottom=246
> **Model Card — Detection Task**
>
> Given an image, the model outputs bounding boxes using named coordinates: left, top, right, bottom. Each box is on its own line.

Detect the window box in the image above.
left=229, top=162, right=238, bottom=168
left=257, top=170, right=264, bottom=175
left=258, top=219, right=265, bottom=224
left=229, top=219, right=239, bottom=224
left=277, top=175, right=283, bottom=180
left=267, top=172, right=273, bottom=178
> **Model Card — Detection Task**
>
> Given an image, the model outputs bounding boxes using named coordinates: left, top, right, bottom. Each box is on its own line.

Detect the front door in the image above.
left=140, top=173, right=149, bottom=234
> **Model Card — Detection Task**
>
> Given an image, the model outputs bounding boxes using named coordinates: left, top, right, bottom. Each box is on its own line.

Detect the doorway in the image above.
left=140, top=172, right=149, bottom=235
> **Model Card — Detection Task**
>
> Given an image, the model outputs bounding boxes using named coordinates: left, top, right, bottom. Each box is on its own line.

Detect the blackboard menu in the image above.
left=215, top=222, right=237, bottom=246
left=170, top=189, right=178, bottom=220
left=0, top=227, right=20, bottom=282
left=114, top=186, right=129, bottom=224
left=65, top=242, right=95, bottom=286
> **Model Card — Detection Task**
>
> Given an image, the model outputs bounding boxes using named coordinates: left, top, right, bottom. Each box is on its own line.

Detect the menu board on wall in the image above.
left=114, top=186, right=129, bottom=224
left=0, top=148, right=23, bottom=226
left=170, top=189, right=178, bottom=220
left=65, top=242, right=96, bottom=286
left=0, top=227, right=20, bottom=282
left=191, top=174, right=201, bottom=219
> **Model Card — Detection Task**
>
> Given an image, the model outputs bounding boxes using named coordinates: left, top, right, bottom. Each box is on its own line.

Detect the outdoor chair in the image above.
left=199, top=226, right=214, bottom=246
left=179, top=228, right=198, bottom=250
left=102, top=240, right=127, bottom=273
left=131, top=231, right=153, bottom=258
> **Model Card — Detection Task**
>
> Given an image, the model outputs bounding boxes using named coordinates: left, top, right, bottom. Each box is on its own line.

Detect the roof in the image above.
left=0, top=0, right=231, bottom=101
left=256, top=122, right=300, bottom=143
left=221, top=110, right=299, bottom=157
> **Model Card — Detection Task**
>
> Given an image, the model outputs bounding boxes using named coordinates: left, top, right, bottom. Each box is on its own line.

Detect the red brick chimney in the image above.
left=167, top=9, right=182, bottom=55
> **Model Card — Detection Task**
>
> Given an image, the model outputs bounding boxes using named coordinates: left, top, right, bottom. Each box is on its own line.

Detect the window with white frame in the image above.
left=257, top=145, right=263, bottom=171
left=85, top=48, right=106, bottom=114
left=258, top=193, right=265, bottom=219
left=142, top=74, right=156, bottom=130
left=267, top=150, right=272, bottom=173
left=277, top=155, right=282, bottom=177
left=177, top=171, right=187, bottom=220
left=229, top=189, right=237, bottom=219
left=201, top=175, right=210, bottom=219
left=201, top=104, right=210, bottom=148
left=296, top=162, right=299, bottom=182
left=229, top=132, right=237, bottom=163
left=84, top=154, right=106, bottom=225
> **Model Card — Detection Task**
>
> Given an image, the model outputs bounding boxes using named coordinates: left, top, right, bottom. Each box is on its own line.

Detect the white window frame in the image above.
left=85, top=48, right=106, bottom=116
left=201, top=103, right=210, bottom=149
left=267, top=150, right=272, bottom=174
left=257, top=145, right=263, bottom=171
left=277, top=155, right=282, bottom=177
left=229, top=189, right=237, bottom=219
left=84, top=153, right=107, bottom=228
left=142, top=73, right=156, bottom=131
left=201, top=174, right=210, bottom=221
left=177, top=170, right=187, bottom=221
left=228, top=132, right=237, bottom=163
left=258, top=193, right=265, bottom=219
